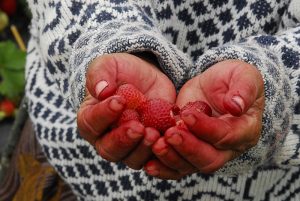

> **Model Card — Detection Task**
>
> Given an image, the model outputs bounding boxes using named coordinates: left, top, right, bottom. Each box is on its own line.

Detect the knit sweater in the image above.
left=25, top=0, right=300, bottom=200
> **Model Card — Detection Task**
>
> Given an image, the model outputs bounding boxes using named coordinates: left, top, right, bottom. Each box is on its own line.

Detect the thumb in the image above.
left=223, top=64, right=264, bottom=116
left=86, top=53, right=176, bottom=102
left=86, top=54, right=119, bottom=100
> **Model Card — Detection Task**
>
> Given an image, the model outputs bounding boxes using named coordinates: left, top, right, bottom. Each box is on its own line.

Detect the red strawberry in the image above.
left=139, top=99, right=179, bottom=133
left=180, top=100, right=212, bottom=116
left=0, top=0, right=17, bottom=16
left=0, top=99, right=15, bottom=117
left=115, top=84, right=146, bottom=110
left=117, top=109, right=140, bottom=126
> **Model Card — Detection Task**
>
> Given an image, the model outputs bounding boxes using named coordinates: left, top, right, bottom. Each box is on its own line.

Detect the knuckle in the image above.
left=183, top=146, right=200, bottom=161
left=112, top=127, right=141, bottom=150
left=97, top=146, right=118, bottom=162
left=200, top=155, right=226, bottom=174
left=214, top=132, right=235, bottom=150
left=77, top=107, right=100, bottom=138
left=214, top=130, right=260, bottom=152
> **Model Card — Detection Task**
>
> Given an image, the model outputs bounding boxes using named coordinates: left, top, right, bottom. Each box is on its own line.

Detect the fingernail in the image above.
left=232, top=95, right=245, bottom=113
left=109, top=98, right=124, bottom=112
left=145, top=164, right=159, bottom=176
left=95, top=80, right=108, bottom=98
left=154, top=138, right=168, bottom=156
left=144, top=138, right=154, bottom=146
left=181, top=114, right=196, bottom=126
left=143, top=128, right=159, bottom=146
left=166, top=133, right=182, bottom=145
left=127, top=128, right=143, bottom=139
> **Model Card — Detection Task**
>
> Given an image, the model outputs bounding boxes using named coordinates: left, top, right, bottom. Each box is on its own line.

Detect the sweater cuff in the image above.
left=193, top=42, right=294, bottom=175
left=68, top=20, right=191, bottom=111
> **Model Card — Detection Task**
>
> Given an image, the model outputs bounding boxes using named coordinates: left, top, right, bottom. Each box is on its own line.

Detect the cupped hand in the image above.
left=77, top=53, right=176, bottom=169
left=145, top=60, right=265, bottom=179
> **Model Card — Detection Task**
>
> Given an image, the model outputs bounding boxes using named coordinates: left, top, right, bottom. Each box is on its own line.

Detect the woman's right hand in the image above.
left=77, top=53, right=176, bottom=169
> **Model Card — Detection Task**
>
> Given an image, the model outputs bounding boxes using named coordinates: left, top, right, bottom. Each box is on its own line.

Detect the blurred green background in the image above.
left=0, top=0, right=31, bottom=150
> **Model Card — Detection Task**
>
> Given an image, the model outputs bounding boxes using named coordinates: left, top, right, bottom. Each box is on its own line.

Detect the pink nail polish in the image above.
left=95, top=80, right=108, bottom=98
left=127, top=128, right=143, bottom=139
left=145, top=164, right=159, bottom=176
left=109, top=98, right=124, bottom=112
left=143, top=139, right=154, bottom=146
left=181, top=113, right=196, bottom=126
left=154, top=139, right=169, bottom=156
left=147, top=169, right=159, bottom=176
left=166, top=133, right=183, bottom=145
left=232, top=95, right=245, bottom=113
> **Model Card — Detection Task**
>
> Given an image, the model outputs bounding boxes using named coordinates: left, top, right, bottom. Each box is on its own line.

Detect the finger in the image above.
left=95, top=120, right=144, bottom=162
left=164, top=127, right=234, bottom=173
left=144, top=160, right=188, bottom=180
left=123, top=127, right=160, bottom=170
left=152, top=137, right=197, bottom=174
left=223, top=63, right=264, bottom=116
left=181, top=109, right=261, bottom=151
left=86, top=53, right=174, bottom=101
left=77, top=96, right=126, bottom=145
left=86, top=55, right=119, bottom=100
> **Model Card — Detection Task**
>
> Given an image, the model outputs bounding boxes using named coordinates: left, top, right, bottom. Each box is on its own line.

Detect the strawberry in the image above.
left=114, top=84, right=212, bottom=133
left=115, top=84, right=146, bottom=110
left=139, top=99, right=179, bottom=133
left=0, top=99, right=15, bottom=117
left=117, top=109, right=140, bottom=126
left=0, top=0, right=17, bottom=16
left=180, top=100, right=212, bottom=116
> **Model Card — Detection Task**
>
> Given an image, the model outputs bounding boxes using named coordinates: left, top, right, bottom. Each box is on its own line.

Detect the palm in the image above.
left=175, top=60, right=265, bottom=161
left=177, top=60, right=264, bottom=117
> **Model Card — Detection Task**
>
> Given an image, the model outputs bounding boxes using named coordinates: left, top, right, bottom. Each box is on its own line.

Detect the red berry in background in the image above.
left=115, top=83, right=146, bottom=110
left=0, top=0, right=17, bottom=16
left=0, top=99, right=15, bottom=117
left=117, top=109, right=140, bottom=126
left=180, top=100, right=212, bottom=116
left=139, top=99, right=179, bottom=133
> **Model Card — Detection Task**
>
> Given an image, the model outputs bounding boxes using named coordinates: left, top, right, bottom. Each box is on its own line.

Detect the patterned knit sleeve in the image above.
left=190, top=1, right=300, bottom=174
left=27, top=0, right=191, bottom=110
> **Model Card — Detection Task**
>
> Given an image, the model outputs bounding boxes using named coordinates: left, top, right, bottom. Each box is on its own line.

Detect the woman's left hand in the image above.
left=144, top=60, right=265, bottom=179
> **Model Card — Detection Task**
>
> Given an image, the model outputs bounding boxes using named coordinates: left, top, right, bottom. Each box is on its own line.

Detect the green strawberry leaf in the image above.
left=0, top=41, right=26, bottom=101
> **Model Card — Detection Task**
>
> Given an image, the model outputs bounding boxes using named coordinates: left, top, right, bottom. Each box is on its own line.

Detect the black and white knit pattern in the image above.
left=25, top=0, right=300, bottom=200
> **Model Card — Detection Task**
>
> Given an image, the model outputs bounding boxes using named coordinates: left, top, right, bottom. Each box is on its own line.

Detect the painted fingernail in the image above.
left=166, top=133, right=182, bottom=145
left=95, top=80, right=108, bottom=98
left=232, top=95, right=245, bottom=113
left=109, top=98, right=124, bottom=112
left=145, top=164, right=159, bottom=176
left=143, top=128, right=159, bottom=146
left=144, top=138, right=154, bottom=146
left=127, top=128, right=143, bottom=139
left=153, top=138, right=169, bottom=156
left=181, top=114, right=196, bottom=126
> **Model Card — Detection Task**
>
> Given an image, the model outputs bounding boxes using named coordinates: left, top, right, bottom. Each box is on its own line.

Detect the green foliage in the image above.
left=0, top=40, right=25, bottom=101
